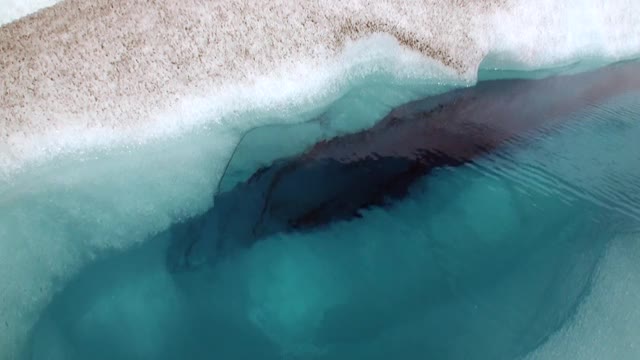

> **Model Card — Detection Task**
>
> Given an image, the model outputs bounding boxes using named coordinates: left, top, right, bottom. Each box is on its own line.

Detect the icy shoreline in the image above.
left=1, top=1, right=640, bottom=358
left=2, top=0, right=640, bottom=176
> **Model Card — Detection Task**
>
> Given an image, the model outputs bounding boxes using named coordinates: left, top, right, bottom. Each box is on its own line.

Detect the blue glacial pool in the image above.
left=12, top=61, right=640, bottom=360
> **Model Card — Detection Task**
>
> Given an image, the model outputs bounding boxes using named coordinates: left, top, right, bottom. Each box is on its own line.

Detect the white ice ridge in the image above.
left=0, top=0, right=61, bottom=26
left=1, top=0, right=640, bottom=174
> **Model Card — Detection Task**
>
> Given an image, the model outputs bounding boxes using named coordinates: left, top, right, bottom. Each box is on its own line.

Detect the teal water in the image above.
left=6, top=65, right=640, bottom=360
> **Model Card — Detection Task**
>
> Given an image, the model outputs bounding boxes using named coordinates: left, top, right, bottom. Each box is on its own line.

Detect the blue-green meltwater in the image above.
left=7, top=61, right=640, bottom=360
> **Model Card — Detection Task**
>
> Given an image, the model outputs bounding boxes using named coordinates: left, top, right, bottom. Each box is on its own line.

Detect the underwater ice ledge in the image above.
left=24, top=60, right=640, bottom=360
left=167, top=60, right=640, bottom=272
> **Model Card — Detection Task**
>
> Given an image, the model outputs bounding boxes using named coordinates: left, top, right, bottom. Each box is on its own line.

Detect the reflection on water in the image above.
left=29, top=62, right=640, bottom=360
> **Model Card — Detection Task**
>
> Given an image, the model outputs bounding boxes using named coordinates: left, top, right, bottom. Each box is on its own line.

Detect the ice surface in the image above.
left=527, top=235, right=640, bottom=360
left=1, top=0, right=640, bottom=173
left=0, top=0, right=60, bottom=26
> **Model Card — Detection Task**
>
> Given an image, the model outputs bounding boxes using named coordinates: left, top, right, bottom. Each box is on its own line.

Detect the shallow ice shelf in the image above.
left=30, top=166, right=611, bottom=360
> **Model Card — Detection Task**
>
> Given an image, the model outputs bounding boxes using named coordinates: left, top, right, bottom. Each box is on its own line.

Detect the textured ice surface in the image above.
left=1, top=0, right=640, bottom=173
left=0, top=0, right=60, bottom=26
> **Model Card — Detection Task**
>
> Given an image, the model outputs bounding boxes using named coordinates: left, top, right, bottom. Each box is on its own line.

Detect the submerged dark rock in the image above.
left=167, top=61, right=640, bottom=272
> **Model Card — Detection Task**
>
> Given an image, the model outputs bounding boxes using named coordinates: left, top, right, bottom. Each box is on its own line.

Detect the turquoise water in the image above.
left=5, top=65, right=640, bottom=359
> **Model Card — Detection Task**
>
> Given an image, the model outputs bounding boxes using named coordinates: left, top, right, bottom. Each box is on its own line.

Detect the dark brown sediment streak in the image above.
left=305, top=60, right=640, bottom=164
left=169, top=60, right=640, bottom=273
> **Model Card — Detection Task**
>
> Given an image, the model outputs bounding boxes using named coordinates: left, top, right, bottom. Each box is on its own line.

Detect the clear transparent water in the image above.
left=11, top=64, right=640, bottom=360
